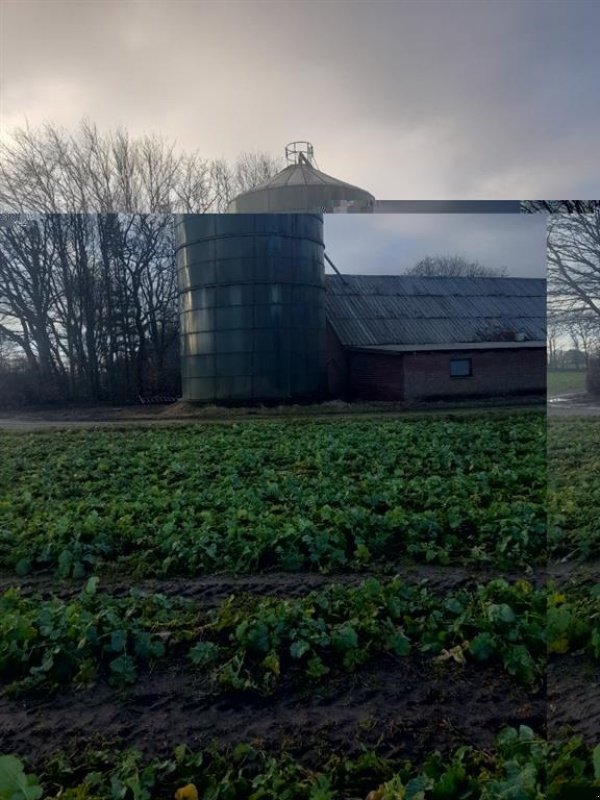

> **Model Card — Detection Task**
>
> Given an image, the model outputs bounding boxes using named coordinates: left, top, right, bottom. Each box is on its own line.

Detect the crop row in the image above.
left=0, top=416, right=546, bottom=576
left=548, top=418, right=600, bottom=561
left=5, top=576, right=595, bottom=696
left=3, top=726, right=600, bottom=799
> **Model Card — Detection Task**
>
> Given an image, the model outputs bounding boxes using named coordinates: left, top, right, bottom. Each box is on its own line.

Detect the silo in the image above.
left=227, top=142, right=375, bottom=213
left=175, top=214, right=327, bottom=403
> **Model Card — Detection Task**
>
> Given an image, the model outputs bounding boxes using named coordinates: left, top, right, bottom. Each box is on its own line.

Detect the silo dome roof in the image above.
left=245, top=161, right=368, bottom=191
left=227, top=142, right=375, bottom=213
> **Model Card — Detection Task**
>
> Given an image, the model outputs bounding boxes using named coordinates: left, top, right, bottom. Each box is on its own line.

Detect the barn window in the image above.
left=450, top=358, right=472, bottom=378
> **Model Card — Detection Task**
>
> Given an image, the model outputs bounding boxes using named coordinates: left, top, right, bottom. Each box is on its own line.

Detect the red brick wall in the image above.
left=348, top=351, right=405, bottom=400
left=402, top=347, right=546, bottom=400
left=328, top=346, right=547, bottom=401
left=326, top=323, right=349, bottom=398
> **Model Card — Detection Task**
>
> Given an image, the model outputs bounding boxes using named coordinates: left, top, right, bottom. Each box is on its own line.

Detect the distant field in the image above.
left=547, top=369, right=587, bottom=396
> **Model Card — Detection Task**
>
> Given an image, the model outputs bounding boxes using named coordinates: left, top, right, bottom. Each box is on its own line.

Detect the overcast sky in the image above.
left=1, top=0, right=599, bottom=201
left=324, top=214, right=546, bottom=278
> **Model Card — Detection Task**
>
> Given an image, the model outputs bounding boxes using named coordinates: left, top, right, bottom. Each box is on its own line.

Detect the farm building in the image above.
left=175, top=213, right=546, bottom=404
left=325, top=275, right=546, bottom=401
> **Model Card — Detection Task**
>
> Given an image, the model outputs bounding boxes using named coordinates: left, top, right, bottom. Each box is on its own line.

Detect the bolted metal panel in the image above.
left=175, top=214, right=327, bottom=403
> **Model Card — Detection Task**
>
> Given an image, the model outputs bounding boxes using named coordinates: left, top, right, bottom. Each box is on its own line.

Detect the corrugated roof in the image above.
left=324, top=275, right=546, bottom=347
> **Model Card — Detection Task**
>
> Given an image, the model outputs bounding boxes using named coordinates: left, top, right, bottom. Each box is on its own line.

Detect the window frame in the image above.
left=449, top=357, right=473, bottom=378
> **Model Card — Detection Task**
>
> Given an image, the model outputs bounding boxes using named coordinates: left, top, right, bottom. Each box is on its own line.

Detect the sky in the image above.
left=1, top=0, right=599, bottom=200
left=324, top=214, right=547, bottom=278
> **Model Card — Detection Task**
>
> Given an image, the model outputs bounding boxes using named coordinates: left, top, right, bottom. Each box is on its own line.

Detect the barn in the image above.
left=325, top=275, right=546, bottom=401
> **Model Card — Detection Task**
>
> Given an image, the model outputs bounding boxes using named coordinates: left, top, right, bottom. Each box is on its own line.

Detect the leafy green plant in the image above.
left=0, top=580, right=199, bottom=695
left=15, top=729, right=600, bottom=799
left=0, top=415, right=546, bottom=578
left=0, top=756, right=42, bottom=800
left=186, top=577, right=547, bottom=692
left=0, top=577, right=552, bottom=697
left=548, top=417, right=600, bottom=562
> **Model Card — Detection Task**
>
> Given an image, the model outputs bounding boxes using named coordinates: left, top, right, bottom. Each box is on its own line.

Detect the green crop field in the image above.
left=1, top=411, right=598, bottom=798
left=0, top=414, right=546, bottom=577
left=548, top=417, right=600, bottom=560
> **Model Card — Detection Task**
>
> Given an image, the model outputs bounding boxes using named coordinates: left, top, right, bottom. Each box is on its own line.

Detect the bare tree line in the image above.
left=546, top=210, right=600, bottom=391
left=0, top=120, right=283, bottom=214
left=405, top=255, right=507, bottom=278
left=522, top=201, right=600, bottom=215
left=0, top=121, right=282, bottom=405
left=0, top=213, right=180, bottom=404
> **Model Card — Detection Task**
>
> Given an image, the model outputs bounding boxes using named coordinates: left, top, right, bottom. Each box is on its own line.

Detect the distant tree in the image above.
left=405, top=255, right=508, bottom=278
left=547, top=212, right=600, bottom=320
left=522, top=200, right=599, bottom=214
left=547, top=210, right=600, bottom=393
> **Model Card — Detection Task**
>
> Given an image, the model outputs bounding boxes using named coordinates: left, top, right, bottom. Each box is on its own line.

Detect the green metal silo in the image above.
left=174, top=214, right=327, bottom=403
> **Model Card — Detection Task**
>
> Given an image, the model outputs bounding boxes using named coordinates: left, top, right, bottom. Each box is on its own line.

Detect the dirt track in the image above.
left=548, top=392, right=600, bottom=416
left=0, top=654, right=547, bottom=773
left=0, top=398, right=546, bottom=431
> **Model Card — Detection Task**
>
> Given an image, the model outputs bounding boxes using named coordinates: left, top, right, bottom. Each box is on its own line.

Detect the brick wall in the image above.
left=347, top=350, right=404, bottom=400
left=402, top=347, right=546, bottom=400
left=326, top=323, right=349, bottom=398
left=327, top=346, right=547, bottom=401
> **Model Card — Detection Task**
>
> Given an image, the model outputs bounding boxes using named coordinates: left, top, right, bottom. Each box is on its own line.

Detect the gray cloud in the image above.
left=324, top=214, right=547, bottom=278
left=2, top=0, right=599, bottom=199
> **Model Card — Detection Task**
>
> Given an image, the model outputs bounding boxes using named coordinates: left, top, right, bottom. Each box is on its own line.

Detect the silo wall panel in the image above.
left=175, top=214, right=326, bottom=403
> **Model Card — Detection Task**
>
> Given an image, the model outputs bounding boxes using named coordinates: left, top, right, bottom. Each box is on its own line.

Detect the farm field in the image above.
left=1, top=411, right=599, bottom=797
left=547, top=370, right=587, bottom=397
left=547, top=415, right=600, bottom=786
left=0, top=415, right=547, bottom=577
left=548, top=417, right=600, bottom=562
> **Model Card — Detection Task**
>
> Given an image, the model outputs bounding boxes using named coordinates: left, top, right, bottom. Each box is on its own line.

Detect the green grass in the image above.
left=547, top=370, right=586, bottom=397
left=0, top=413, right=546, bottom=576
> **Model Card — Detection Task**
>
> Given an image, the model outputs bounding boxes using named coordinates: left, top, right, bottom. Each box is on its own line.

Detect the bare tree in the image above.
left=0, top=120, right=284, bottom=405
left=0, top=213, right=178, bottom=404
left=0, top=120, right=282, bottom=214
left=0, top=216, right=66, bottom=388
left=547, top=213, right=600, bottom=319
left=522, top=200, right=600, bottom=214
left=233, top=151, right=285, bottom=195
left=547, top=210, right=600, bottom=393
left=405, top=255, right=508, bottom=278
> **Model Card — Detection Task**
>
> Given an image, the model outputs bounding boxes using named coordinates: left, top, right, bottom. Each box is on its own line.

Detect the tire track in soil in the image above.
left=1, top=565, right=548, bottom=605
left=0, top=655, right=545, bottom=771
left=547, top=654, right=600, bottom=744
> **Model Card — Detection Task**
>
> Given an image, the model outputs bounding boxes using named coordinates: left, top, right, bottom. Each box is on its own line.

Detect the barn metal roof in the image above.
left=324, top=275, right=546, bottom=348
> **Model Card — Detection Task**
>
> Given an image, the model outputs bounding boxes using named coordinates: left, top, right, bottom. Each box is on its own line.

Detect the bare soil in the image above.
left=3, top=567, right=596, bottom=775
left=0, top=654, right=545, bottom=773
left=0, top=564, right=546, bottom=604
left=548, top=654, right=600, bottom=743
left=0, top=397, right=545, bottom=430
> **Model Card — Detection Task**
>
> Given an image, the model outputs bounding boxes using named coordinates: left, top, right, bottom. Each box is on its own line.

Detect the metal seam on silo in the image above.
left=175, top=214, right=326, bottom=403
